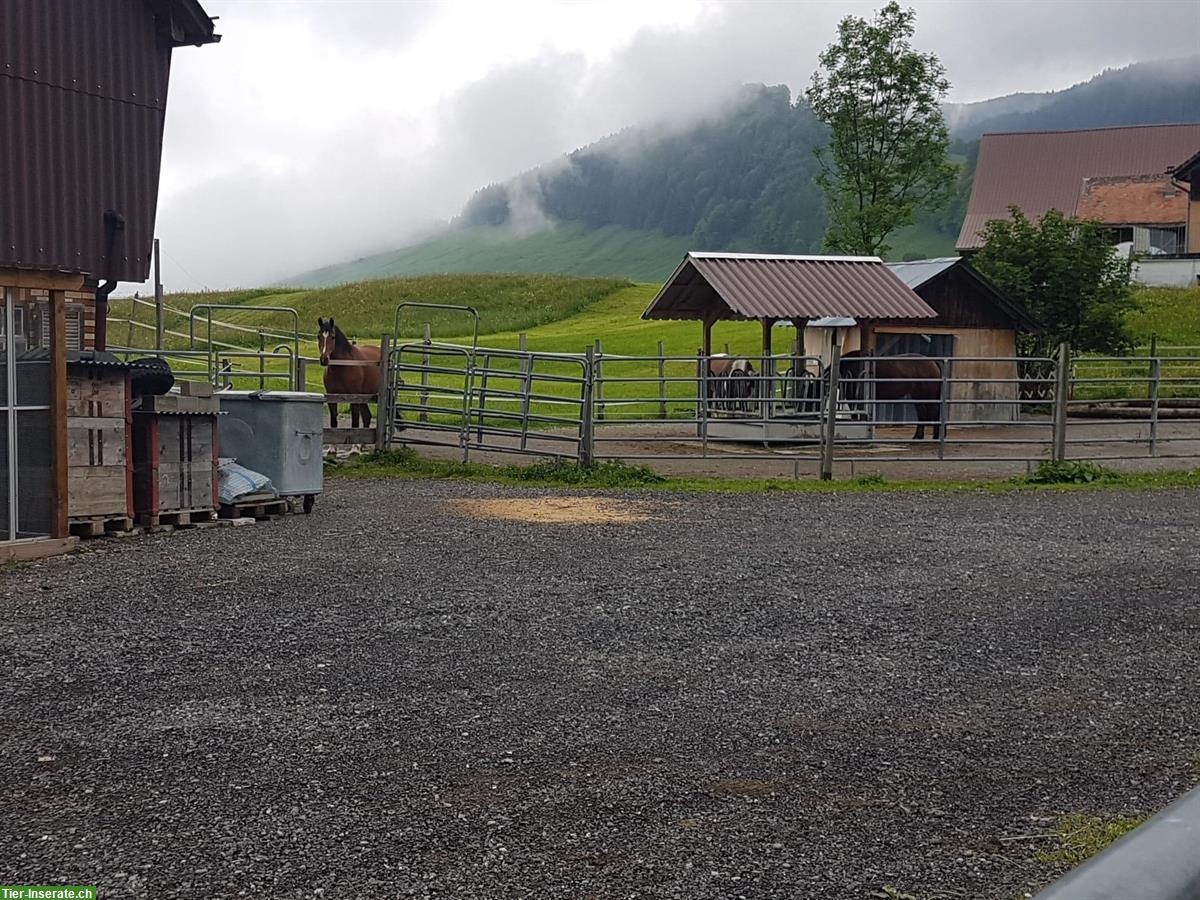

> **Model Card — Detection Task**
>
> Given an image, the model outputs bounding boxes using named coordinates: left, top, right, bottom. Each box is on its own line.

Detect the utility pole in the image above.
left=153, top=237, right=164, bottom=352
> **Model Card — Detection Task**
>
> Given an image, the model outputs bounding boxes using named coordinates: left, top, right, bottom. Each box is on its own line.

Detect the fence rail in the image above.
left=381, top=340, right=1200, bottom=476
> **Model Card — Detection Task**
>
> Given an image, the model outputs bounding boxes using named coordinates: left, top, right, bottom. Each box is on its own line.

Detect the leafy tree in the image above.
left=972, top=207, right=1135, bottom=353
left=806, top=2, right=956, bottom=256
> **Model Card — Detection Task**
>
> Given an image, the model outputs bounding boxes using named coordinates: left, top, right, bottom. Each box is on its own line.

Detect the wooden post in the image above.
left=49, top=289, right=69, bottom=538
left=820, top=339, right=841, bottom=481
left=375, top=335, right=390, bottom=453
left=297, top=357, right=309, bottom=393
left=657, top=340, right=667, bottom=420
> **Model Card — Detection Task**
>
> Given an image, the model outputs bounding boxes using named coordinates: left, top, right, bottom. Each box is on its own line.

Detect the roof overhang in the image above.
left=643, top=252, right=937, bottom=324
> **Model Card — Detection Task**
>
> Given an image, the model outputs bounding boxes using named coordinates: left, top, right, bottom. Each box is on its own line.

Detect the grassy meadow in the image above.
left=108, top=274, right=1200, bottom=411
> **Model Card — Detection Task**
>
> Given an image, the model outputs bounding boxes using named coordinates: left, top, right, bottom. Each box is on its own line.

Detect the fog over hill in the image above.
left=291, top=55, right=1200, bottom=287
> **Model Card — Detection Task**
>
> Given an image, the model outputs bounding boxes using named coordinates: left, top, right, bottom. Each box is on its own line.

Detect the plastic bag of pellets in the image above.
left=217, top=457, right=276, bottom=504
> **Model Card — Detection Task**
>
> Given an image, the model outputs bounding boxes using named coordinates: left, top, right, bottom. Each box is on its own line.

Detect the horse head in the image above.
left=317, top=317, right=339, bottom=366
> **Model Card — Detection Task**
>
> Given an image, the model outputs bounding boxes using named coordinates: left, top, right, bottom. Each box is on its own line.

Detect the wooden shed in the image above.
left=882, top=258, right=1039, bottom=423
left=0, top=0, right=218, bottom=557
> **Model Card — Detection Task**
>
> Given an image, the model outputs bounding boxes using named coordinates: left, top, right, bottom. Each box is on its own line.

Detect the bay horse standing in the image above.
left=317, top=317, right=382, bottom=429
left=839, top=350, right=944, bottom=440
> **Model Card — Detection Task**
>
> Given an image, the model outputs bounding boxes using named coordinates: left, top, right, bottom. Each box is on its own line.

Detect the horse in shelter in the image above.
left=317, top=317, right=382, bottom=429
left=707, top=355, right=757, bottom=412
left=839, top=350, right=944, bottom=440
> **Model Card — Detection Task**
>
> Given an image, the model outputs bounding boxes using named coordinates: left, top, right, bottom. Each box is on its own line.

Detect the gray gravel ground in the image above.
left=2, top=478, right=1199, bottom=900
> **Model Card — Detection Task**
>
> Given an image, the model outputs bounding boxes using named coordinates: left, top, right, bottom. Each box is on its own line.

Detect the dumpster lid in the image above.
left=218, top=390, right=326, bottom=402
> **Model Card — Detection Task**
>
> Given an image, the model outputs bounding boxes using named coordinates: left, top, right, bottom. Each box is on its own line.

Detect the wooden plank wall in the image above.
left=66, top=370, right=130, bottom=519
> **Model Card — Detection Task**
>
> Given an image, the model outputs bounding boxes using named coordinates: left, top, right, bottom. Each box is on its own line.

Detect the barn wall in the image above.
left=0, top=0, right=175, bottom=282
left=865, top=325, right=1019, bottom=422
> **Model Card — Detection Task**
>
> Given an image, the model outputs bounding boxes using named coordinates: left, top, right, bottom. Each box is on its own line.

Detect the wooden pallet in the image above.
left=219, top=494, right=292, bottom=521
left=136, top=507, right=219, bottom=529
left=68, top=515, right=134, bottom=538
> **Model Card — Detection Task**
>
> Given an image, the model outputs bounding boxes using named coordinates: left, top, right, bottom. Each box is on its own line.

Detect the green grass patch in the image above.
left=328, top=449, right=1200, bottom=495
left=1128, top=285, right=1200, bottom=350
left=1034, top=813, right=1144, bottom=866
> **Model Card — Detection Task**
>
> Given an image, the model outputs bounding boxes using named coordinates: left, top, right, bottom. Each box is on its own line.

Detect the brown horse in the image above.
left=839, top=350, right=944, bottom=440
left=317, top=317, right=382, bottom=429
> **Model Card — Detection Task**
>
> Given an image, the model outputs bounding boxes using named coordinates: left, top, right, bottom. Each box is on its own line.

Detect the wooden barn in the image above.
left=0, top=0, right=218, bottom=557
left=882, top=257, right=1038, bottom=423
left=644, top=252, right=1037, bottom=431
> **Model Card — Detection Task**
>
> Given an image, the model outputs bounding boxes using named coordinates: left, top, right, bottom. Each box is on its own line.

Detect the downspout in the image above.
left=94, top=209, right=126, bottom=352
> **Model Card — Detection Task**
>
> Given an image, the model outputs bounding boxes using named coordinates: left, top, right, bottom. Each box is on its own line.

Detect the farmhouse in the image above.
left=957, top=123, right=1200, bottom=264
left=0, top=0, right=218, bottom=555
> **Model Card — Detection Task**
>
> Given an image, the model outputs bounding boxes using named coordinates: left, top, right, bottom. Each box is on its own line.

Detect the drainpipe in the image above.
left=94, top=209, right=126, bottom=352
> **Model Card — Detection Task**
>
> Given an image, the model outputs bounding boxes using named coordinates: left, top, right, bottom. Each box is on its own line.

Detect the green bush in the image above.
left=1021, top=460, right=1117, bottom=485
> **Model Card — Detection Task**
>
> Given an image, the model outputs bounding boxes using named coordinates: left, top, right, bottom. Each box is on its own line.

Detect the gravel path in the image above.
left=2, top=479, right=1199, bottom=899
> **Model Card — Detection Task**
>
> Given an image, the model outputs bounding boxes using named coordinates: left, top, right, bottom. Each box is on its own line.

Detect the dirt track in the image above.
left=2, top=477, right=1199, bottom=898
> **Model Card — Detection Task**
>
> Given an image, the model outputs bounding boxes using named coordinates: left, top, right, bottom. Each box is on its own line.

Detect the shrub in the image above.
left=1021, top=460, right=1117, bottom=485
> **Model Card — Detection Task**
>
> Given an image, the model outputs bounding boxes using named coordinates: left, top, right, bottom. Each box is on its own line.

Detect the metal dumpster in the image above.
left=217, top=390, right=324, bottom=513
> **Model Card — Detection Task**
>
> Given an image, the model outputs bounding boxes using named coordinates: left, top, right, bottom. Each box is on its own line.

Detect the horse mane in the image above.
left=326, top=320, right=354, bottom=355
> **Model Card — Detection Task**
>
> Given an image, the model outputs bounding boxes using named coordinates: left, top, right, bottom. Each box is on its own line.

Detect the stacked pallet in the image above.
left=132, top=382, right=220, bottom=528
left=66, top=364, right=133, bottom=537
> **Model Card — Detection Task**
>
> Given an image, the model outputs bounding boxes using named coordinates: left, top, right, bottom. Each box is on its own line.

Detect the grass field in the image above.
left=109, top=275, right=1200, bottom=409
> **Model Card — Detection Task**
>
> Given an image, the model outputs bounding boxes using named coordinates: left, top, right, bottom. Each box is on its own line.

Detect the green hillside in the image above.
left=293, top=224, right=691, bottom=288
left=109, top=274, right=629, bottom=347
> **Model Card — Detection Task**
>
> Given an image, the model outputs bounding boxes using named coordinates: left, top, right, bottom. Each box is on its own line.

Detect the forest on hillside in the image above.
left=457, top=57, right=1200, bottom=258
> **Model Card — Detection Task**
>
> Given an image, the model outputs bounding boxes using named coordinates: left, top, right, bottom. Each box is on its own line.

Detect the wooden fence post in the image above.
left=657, top=340, right=667, bottom=420
left=820, top=342, right=841, bottom=481
left=375, top=335, right=390, bottom=453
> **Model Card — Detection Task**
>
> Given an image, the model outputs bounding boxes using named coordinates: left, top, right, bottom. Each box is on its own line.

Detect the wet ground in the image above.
left=2, top=477, right=1199, bottom=898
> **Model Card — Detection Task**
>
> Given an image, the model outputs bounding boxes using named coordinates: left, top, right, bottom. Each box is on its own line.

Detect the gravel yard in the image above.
left=2, top=478, right=1199, bottom=899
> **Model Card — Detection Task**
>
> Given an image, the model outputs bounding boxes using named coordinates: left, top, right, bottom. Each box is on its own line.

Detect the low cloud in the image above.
left=139, top=0, right=1200, bottom=293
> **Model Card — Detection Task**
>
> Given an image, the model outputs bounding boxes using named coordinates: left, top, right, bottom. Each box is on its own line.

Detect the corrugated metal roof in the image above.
left=643, top=252, right=936, bottom=322
left=0, top=0, right=218, bottom=282
left=957, top=123, right=1200, bottom=249
left=885, top=257, right=959, bottom=289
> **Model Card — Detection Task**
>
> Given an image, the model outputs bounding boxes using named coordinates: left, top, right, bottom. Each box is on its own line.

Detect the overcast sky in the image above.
left=143, top=0, right=1200, bottom=293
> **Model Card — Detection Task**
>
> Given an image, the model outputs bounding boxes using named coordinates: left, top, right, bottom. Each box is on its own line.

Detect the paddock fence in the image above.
left=381, top=339, right=1200, bottom=477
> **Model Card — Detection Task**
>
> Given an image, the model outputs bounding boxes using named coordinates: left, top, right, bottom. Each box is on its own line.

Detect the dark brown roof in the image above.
left=643, top=253, right=937, bottom=322
left=957, top=123, right=1200, bottom=249
left=0, top=0, right=218, bottom=282
left=1174, top=149, right=1200, bottom=182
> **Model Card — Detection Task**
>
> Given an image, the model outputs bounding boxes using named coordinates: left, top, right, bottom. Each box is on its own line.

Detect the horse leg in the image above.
left=328, top=402, right=338, bottom=429
left=360, top=403, right=372, bottom=428
left=351, top=404, right=360, bottom=429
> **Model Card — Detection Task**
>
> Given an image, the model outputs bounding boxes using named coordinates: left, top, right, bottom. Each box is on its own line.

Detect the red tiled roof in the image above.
left=956, top=123, right=1200, bottom=249
left=1076, top=174, right=1187, bottom=226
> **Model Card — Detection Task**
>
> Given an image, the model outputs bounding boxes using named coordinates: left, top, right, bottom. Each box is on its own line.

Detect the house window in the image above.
left=0, top=305, right=26, bottom=351
left=29, top=301, right=85, bottom=351
left=1147, top=226, right=1185, bottom=255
